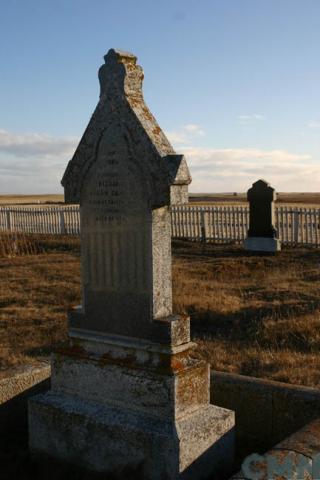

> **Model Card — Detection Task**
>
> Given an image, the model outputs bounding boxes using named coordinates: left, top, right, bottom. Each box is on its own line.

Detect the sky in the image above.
left=0, top=0, right=319, bottom=194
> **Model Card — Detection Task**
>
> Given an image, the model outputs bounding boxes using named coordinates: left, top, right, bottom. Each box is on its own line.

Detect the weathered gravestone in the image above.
left=29, top=49, right=235, bottom=479
left=244, top=179, right=281, bottom=252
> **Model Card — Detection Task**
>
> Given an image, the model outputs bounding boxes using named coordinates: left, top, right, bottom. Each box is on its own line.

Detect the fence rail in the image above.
left=0, top=206, right=80, bottom=236
left=1, top=204, right=320, bottom=247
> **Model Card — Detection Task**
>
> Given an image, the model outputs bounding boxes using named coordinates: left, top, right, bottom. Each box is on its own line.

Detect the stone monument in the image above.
left=244, top=179, right=281, bottom=253
left=29, top=49, right=235, bottom=479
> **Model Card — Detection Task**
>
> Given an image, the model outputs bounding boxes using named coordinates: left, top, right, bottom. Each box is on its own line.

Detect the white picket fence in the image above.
left=172, top=206, right=320, bottom=246
left=0, top=206, right=80, bottom=235
left=0, top=204, right=320, bottom=246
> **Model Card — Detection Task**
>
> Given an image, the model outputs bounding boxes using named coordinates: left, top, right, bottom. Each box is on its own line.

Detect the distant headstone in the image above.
left=29, top=49, right=235, bottom=479
left=244, top=179, right=281, bottom=252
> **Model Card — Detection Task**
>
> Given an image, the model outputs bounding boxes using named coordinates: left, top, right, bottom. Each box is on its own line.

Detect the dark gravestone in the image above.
left=245, top=179, right=281, bottom=252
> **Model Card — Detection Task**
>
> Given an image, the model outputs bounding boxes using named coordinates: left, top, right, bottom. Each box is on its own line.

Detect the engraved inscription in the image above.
left=81, top=143, right=150, bottom=293
left=83, top=229, right=148, bottom=291
left=86, top=153, right=125, bottom=224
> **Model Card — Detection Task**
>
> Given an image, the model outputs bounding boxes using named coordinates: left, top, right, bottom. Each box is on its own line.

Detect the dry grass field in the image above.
left=1, top=233, right=320, bottom=387
left=189, top=192, right=320, bottom=206
left=0, top=194, right=64, bottom=205
left=0, top=235, right=80, bottom=374
left=2, top=192, right=320, bottom=206
left=173, top=241, right=320, bottom=387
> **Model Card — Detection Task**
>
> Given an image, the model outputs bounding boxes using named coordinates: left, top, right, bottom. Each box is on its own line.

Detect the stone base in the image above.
left=244, top=237, right=281, bottom=253
left=29, top=332, right=235, bottom=479
left=29, top=391, right=234, bottom=480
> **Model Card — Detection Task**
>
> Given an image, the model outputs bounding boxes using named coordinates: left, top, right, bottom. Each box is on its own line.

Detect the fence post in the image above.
left=293, top=210, right=299, bottom=244
left=59, top=210, right=66, bottom=234
left=200, top=210, right=207, bottom=243
left=6, top=210, right=12, bottom=231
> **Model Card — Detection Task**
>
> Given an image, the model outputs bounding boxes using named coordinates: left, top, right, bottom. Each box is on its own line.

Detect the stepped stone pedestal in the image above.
left=29, top=48, right=235, bottom=479
left=30, top=328, right=234, bottom=479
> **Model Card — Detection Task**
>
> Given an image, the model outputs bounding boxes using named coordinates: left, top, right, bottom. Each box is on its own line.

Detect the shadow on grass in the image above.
left=172, top=239, right=320, bottom=262
left=190, top=293, right=320, bottom=353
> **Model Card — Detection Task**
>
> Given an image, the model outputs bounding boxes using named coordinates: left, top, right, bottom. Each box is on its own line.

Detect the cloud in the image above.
left=182, top=147, right=319, bottom=192
left=166, top=124, right=205, bottom=145
left=0, top=128, right=318, bottom=194
left=308, top=122, right=320, bottom=129
left=183, top=124, right=205, bottom=135
left=237, top=114, right=266, bottom=123
left=0, top=129, right=77, bottom=158
left=0, top=129, right=78, bottom=194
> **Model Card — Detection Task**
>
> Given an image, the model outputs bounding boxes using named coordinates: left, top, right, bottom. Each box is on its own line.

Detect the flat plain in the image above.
left=1, top=233, right=320, bottom=387
left=0, top=194, right=64, bottom=205
left=2, top=192, right=320, bottom=206
left=189, top=192, right=320, bottom=206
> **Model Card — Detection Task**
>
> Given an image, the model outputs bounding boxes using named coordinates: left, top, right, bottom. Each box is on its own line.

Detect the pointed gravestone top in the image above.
left=62, top=49, right=191, bottom=346
left=62, top=48, right=191, bottom=205
left=248, top=179, right=276, bottom=202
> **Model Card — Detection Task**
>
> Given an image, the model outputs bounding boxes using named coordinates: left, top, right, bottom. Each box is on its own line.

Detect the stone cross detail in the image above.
left=62, top=49, right=191, bottom=344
